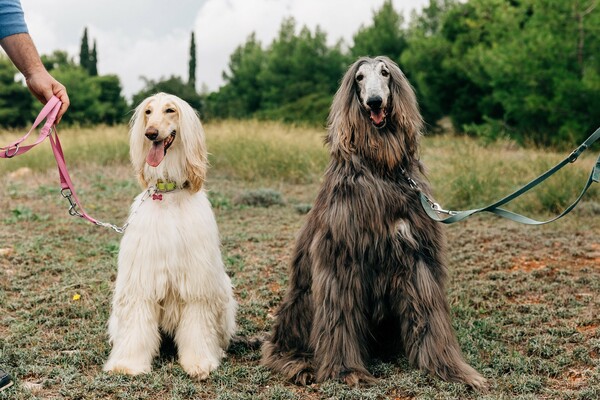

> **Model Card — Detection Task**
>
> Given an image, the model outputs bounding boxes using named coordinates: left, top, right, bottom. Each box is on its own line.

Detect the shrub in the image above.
left=234, top=189, right=285, bottom=207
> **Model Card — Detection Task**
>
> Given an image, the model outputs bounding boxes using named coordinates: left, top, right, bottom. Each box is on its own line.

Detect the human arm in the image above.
left=0, top=33, right=69, bottom=123
left=0, top=0, right=69, bottom=122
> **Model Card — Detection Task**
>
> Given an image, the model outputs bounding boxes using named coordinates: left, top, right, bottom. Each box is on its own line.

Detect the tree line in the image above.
left=0, top=0, right=598, bottom=146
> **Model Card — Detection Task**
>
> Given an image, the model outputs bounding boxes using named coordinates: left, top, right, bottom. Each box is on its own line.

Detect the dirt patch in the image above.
left=511, top=256, right=549, bottom=272
left=509, top=241, right=600, bottom=273
left=576, top=324, right=599, bottom=335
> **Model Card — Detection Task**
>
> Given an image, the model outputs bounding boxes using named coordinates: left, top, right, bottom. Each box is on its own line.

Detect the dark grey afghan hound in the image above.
left=261, top=56, right=487, bottom=390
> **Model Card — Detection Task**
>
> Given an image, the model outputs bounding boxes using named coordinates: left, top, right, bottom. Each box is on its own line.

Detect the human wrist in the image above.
left=23, top=63, right=48, bottom=80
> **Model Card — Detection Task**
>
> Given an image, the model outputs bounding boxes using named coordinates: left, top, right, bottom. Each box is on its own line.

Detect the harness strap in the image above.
left=420, top=126, right=600, bottom=225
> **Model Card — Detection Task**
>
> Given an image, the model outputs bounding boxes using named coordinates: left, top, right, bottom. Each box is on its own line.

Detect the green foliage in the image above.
left=47, top=55, right=126, bottom=126
left=351, top=0, right=407, bottom=60
left=79, top=27, right=90, bottom=72
left=188, top=31, right=196, bottom=88
left=468, top=0, right=600, bottom=145
left=402, top=0, right=464, bottom=128
left=204, top=18, right=347, bottom=125
left=0, top=37, right=124, bottom=127
left=404, top=0, right=600, bottom=145
left=78, top=27, right=98, bottom=76
left=258, top=19, right=343, bottom=114
left=205, top=33, right=266, bottom=119
left=89, top=40, right=98, bottom=76
left=234, top=189, right=285, bottom=207
left=255, top=93, right=333, bottom=125
left=94, top=75, right=129, bottom=124
left=41, top=50, right=74, bottom=72
left=0, top=56, right=35, bottom=127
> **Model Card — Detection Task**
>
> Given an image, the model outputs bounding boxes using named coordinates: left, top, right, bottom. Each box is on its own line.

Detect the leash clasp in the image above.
left=4, top=144, right=19, bottom=158
left=431, top=202, right=457, bottom=216
left=400, top=167, right=420, bottom=190
left=61, top=188, right=83, bottom=218
left=568, top=144, right=588, bottom=163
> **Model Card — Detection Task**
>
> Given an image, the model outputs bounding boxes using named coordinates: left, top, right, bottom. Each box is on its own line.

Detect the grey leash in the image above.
left=410, top=126, right=600, bottom=225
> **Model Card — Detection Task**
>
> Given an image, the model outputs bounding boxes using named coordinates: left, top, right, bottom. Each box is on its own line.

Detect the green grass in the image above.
left=0, top=122, right=599, bottom=399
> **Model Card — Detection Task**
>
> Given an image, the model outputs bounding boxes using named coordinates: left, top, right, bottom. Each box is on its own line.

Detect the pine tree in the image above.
left=188, top=31, right=196, bottom=89
left=89, top=40, right=98, bottom=76
left=79, top=27, right=90, bottom=71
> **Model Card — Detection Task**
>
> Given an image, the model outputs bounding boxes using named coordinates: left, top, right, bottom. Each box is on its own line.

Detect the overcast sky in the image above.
left=19, top=0, right=429, bottom=100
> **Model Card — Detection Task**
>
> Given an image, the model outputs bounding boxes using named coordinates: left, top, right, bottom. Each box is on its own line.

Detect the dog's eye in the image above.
left=381, top=69, right=389, bottom=77
left=145, top=109, right=151, bottom=115
left=165, top=108, right=176, bottom=114
left=356, top=74, right=364, bottom=82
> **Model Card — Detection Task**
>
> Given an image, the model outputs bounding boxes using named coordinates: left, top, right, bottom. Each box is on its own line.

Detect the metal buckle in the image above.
left=431, top=201, right=457, bottom=216
left=400, top=167, right=420, bottom=190
left=568, top=144, right=588, bottom=163
left=61, top=188, right=83, bottom=217
left=4, top=144, right=19, bottom=158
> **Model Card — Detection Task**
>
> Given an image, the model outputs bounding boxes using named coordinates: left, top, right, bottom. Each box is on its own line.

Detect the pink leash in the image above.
left=1, top=96, right=109, bottom=228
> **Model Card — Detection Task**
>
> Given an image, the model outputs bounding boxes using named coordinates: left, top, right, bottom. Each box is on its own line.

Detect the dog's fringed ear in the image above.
left=381, top=56, right=424, bottom=161
left=327, top=59, right=361, bottom=158
left=177, top=99, right=208, bottom=193
left=129, top=98, right=151, bottom=188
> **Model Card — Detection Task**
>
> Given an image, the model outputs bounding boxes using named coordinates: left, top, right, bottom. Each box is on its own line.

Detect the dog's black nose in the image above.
left=145, top=127, right=159, bottom=141
left=366, top=96, right=383, bottom=109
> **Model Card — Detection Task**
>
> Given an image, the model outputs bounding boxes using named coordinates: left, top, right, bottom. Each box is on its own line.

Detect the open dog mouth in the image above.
left=369, top=108, right=387, bottom=128
left=146, top=131, right=176, bottom=167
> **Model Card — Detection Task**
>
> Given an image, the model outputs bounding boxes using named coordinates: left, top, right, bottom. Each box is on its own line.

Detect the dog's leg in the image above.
left=396, top=259, right=488, bottom=390
left=175, top=300, right=225, bottom=380
left=309, top=263, right=376, bottom=386
left=261, top=288, right=315, bottom=385
left=219, top=290, right=237, bottom=350
left=104, top=300, right=161, bottom=375
left=261, top=234, right=316, bottom=385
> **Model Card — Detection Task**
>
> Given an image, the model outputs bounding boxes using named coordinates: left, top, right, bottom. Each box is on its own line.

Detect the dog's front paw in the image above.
left=465, top=373, right=488, bottom=392
left=318, top=365, right=376, bottom=386
left=180, top=357, right=220, bottom=381
left=103, top=359, right=151, bottom=376
left=292, top=368, right=315, bottom=386
left=340, top=369, right=377, bottom=387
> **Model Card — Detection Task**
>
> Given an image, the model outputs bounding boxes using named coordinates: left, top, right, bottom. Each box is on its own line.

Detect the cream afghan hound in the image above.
left=262, top=57, right=487, bottom=390
left=104, top=93, right=237, bottom=380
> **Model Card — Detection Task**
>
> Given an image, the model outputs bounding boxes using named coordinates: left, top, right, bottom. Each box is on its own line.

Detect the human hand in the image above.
left=26, top=68, right=70, bottom=124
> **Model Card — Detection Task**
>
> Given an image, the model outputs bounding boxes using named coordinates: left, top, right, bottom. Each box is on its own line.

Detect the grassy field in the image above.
left=0, top=121, right=599, bottom=399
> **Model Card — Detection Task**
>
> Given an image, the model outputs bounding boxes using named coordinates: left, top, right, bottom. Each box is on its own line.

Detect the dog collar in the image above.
left=156, top=179, right=178, bottom=192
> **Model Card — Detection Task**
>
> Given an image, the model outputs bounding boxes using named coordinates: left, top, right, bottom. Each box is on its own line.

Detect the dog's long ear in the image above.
left=129, top=97, right=152, bottom=188
left=379, top=56, right=423, bottom=161
left=327, top=58, right=369, bottom=158
left=177, top=98, right=207, bottom=193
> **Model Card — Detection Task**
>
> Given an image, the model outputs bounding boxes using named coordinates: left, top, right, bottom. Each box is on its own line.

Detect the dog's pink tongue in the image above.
left=146, top=141, right=164, bottom=167
left=371, top=110, right=384, bottom=125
